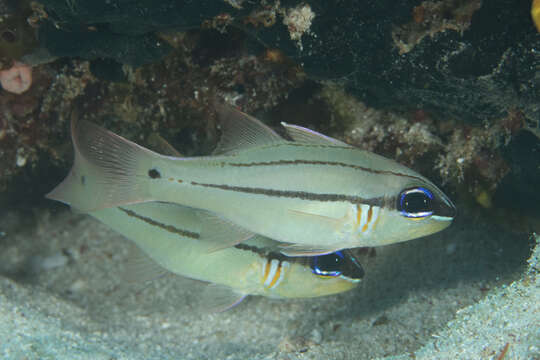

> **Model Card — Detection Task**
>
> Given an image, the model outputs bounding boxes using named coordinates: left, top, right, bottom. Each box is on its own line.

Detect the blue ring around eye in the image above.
left=313, top=268, right=342, bottom=277
left=400, top=210, right=434, bottom=218
left=399, top=187, right=434, bottom=218
left=418, top=187, right=434, bottom=199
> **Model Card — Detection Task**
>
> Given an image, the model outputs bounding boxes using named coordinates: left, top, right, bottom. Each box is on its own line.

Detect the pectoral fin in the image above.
left=281, top=209, right=343, bottom=256
left=288, top=209, right=341, bottom=224
left=279, top=244, right=343, bottom=257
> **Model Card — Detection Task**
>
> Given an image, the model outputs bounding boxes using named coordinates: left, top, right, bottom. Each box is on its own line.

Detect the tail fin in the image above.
left=46, top=117, right=159, bottom=212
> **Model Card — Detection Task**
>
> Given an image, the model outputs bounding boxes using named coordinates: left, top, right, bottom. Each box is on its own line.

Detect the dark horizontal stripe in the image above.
left=258, top=142, right=352, bottom=151
left=234, top=243, right=291, bottom=262
left=191, top=181, right=383, bottom=206
left=119, top=207, right=200, bottom=239
left=227, top=159, right=423, bottom=181
left=284, top=142, right=352, bottom=150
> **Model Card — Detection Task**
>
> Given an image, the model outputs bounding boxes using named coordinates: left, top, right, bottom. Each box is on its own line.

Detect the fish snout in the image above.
left=431, top=192, right=456, bottom=221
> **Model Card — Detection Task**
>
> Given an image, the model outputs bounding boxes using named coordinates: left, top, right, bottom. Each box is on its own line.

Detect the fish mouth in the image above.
left=340, top=276, right=362, bottom=283
left=432, top=192, right=457, bottom=220
left=341, top=250, right=365, bottom=281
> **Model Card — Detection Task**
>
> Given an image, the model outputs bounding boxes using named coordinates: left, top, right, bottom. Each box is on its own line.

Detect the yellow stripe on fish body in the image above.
left=262, top=258, right=290, bottom=289
left=47, top=104, right=456, bottom=256
left=354, top=204, right=380, bottom=235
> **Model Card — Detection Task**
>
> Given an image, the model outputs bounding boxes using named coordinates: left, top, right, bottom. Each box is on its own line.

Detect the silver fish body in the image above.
left=47, top=105, right=456, bottom=256
left=88, top=202, right=363, bottom=307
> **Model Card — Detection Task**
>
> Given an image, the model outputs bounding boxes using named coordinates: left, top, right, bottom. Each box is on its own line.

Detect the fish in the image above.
left=88, top=201, right=365, bottom=310
left=46, top=103, right=456, bottom=256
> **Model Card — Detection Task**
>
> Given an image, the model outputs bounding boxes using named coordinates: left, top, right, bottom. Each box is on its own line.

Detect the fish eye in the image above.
left=310, top=251, right=345, bottom=277
left=398, top=187, right=434, bottom=218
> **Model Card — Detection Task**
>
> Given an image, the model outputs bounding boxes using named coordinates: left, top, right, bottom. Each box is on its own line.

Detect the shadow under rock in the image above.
left=330, top=209, right=533, bottom=322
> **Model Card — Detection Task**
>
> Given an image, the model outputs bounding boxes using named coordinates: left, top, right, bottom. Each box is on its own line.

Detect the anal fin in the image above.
left=199, top=284, right=247, bottom=312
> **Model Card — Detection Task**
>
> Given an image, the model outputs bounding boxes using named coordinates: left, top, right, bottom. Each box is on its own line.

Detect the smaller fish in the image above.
left=89, top=202, right=365, bottom=311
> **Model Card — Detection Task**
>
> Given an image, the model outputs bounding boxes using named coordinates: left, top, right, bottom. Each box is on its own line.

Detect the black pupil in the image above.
left=148, top=169, right=161, bottom=179
left=402, top=191, right=431, bottom=213
left=312, top=253, right=344, bottom=275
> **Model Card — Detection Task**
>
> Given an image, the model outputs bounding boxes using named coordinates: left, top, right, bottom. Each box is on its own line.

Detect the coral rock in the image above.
left=0, top=62, right=32, bottom=94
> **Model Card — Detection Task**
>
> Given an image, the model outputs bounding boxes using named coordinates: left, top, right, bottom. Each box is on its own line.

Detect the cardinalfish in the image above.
left=89, top=202, right=364, bottom=310
left=47, top=103, right=455, bottom=256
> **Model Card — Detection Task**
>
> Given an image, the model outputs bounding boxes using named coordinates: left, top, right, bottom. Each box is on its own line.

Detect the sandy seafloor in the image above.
left=0, top=205, right=538, bottom=360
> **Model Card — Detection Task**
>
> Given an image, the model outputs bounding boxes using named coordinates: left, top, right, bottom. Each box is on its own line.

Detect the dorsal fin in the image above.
left=147, top=133, right=183, bottom=157
left=281, top=122, right=352, bottom=147
left=213, top=103, right=284, bottom=155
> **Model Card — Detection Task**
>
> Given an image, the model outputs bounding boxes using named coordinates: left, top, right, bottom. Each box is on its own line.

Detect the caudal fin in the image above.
left=46, top=117, right=159, bottom=212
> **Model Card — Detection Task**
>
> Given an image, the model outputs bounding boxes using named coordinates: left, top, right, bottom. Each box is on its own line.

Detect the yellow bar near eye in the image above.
left=406, top=212, right=432, bottom=221
left=316, top=275, right=334, bottom=279
left=533, top=0, right=540, bottom=32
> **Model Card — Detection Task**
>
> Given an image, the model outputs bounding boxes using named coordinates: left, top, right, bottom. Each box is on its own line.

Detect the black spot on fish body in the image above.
left=148, top=169, right=161, bottom=179
left=80, top=175, right=86, bottom=185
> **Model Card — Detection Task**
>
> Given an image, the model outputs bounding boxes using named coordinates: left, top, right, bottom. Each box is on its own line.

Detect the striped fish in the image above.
left=47, top=104, right=455, bottom=256
left=89, top=202, right=364, bottom=310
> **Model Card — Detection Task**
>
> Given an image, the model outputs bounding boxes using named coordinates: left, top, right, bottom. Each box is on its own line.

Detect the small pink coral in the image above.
left=0, top=62, right=32, bottom=95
